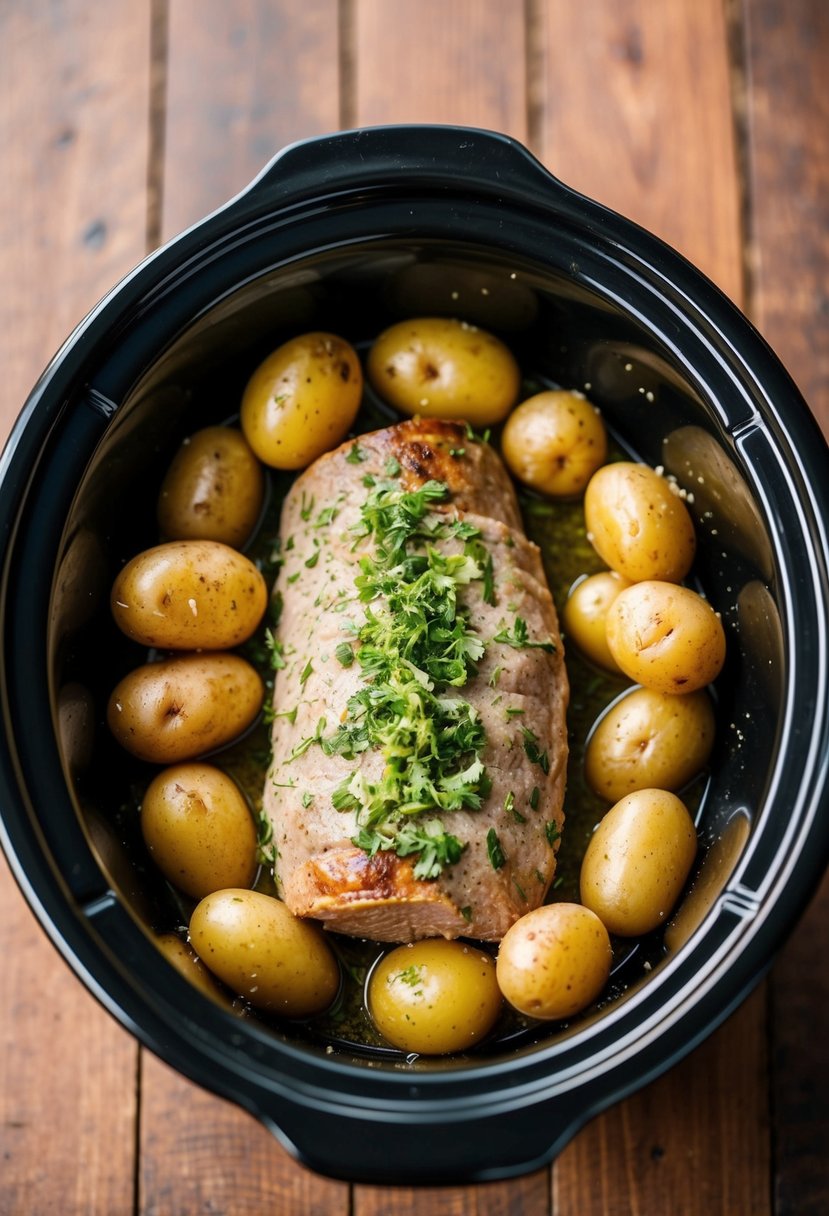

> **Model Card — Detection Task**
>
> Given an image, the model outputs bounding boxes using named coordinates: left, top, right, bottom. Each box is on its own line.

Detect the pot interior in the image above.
left=49, top=238, right=784, bottom=1066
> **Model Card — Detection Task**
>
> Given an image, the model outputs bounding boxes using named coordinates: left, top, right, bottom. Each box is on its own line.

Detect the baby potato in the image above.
left=585, top=686, right=716, bottom=802
left=367, top=939, right=502, bottom=1055
left=605, top=580, right=726, bottom=694
left=501, top=390, right=607, bottom=498
left=580, top=788, right=697, bottom=936
left=584, top=461, right=696, bottom=583
left=367, top=317, right=520, bottom=426
left=111, top=539, right=267, bottom=651
left=562, top=570, right=632, bottom=671
left=141, top=763, right=258, bottom=899
left=153, top=932, right=230, bottom=1004
left=189, top=889, right=339, bottom=1016
left=496, top=903, right=612, bottom=1021
left=107, top=652, right=264, bottom=763
left=240, top=332, right=362, bottom=469
left=157, top=426, right=265, bottom=548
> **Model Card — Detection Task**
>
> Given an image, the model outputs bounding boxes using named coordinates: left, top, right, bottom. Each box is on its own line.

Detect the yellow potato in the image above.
left=107, top=653, right=264, bottom=763
left=562, top=570, right=632, bottom=671
left=580, top=788, right=697, bottom=936
left=496, top=903, right=612, bottom=1021
left=585, top=686, right=716, bottom=802
left=240, top=332, right=362, bottom=469
left=157, top=426, right=265, bottom=547
left=189, top=889, right=340, bottom=1016
left=584, top=461, right=696, bottom=583
left=605, top=580, right=726, bottom=694
left=111, top=539, right=267, bottom=651
left=141, top=763, right=258, bottom=899
left=501, top=390, right=607, bottom=498
left=367, top=939, right=502, bottom=1055
left=153, top=932, right=230, bottom=1004
left=367, top=317, right=520, bottom=426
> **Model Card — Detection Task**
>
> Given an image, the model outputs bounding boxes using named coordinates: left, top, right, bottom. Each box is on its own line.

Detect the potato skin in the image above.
left=240, top=332, right=362, bottom=469
left=367, top=317, right=520, bottom=426
left=107, top=653, right=264, bottom=763
left=584, top=462, right=696, bottom=583
left=585, top=686, right=716, bottom=802
left=141, top=763, right=258, bottom=899
left=157, top=426, right=265, bottom=548
left=605, top=580, right=726, bottom=694
left=501, top=390, right=607, bottom=498
left=189, top=889, right=340, bottom=1016
left=153, top=932, right=230, bottom=1003
left=111, top=539, right=267, bottom=651
left=580, top=789, right=697, bottom=936
left=496, top=903, right=612, bottom=1021
left=367, top=939, right=502, bottom=1055
left=562, top=570, right=632, bottom=671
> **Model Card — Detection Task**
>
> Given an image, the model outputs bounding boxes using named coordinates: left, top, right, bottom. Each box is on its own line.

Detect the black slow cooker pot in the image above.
left=2, top=126, right=828, bottom=1185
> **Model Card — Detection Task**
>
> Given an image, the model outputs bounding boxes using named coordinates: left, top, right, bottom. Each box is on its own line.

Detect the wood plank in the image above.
left=139, top=4, right=350, bottom=1211
left=0, top=0, right=153, bottom=436
left=532, top=0, right=743, bottom=303
left=532, top=3, right=770, bottom=1211
left=0, top=3, right=151, bottom=1211
left=139, top=1053, right=349, bottom=1215
left=742, top=0, right=829, bottom=432
left=354, top=1174, right=549, bottom=1216
left=351, top=0, right=528, bottom=140
left=553, top=987, right=769, bottom=1216
left=161, top=0, right=341, bottom=240
left=741, top=2, right=829, bottom=1213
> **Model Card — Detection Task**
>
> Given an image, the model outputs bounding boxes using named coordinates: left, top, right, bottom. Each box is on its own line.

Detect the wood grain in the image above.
left=161, top=0, right=341, bottom=241
left=139, top=1052, right=349, bottom=1215
left=351, top=0, right=528, bottom=139
left=354, top=1174, right=549, bottom=1216
left=0, top=0, right=154, bottom=435
left=742, top=3, right=829, bottom=1213
left=742, top=0, right=829, bottom=431
left=533, top=0, right=743, bottom=303
left=0, top=2, right=151, bottom=1213
left=554, top=987, right=770, bottom=1216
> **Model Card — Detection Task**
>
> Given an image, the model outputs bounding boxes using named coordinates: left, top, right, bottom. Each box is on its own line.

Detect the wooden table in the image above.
left=2, top=2, right=828, bottom=1212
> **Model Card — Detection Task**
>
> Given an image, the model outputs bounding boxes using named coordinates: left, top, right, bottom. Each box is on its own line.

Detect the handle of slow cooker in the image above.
left=257, top=1090, right=587, bottom=1186
left=235, top=124, right=577, bottom=215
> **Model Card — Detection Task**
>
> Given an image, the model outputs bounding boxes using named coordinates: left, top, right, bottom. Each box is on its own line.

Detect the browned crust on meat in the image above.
left=284, top=847, right=467, bottom=940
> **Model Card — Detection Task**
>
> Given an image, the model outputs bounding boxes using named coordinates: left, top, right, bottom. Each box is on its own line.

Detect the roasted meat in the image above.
left=263, top=418, right=568, bottom=942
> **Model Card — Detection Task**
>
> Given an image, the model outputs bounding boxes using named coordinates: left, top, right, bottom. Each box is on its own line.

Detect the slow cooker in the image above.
left=1, top=125, right=828, bottom=1184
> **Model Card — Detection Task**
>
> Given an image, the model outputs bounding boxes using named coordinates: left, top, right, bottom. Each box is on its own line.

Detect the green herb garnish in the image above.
left=493, top=615, right=556, bottom=653
left=486, top=827, right=506, bottom=870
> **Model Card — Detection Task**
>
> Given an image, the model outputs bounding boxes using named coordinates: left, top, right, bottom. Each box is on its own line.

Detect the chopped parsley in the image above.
left=345, top=442, right=367, bottom=464
left=486, top=827, right=506, bottom=870
left=264, top=628, right=287, bottom=670
left=317, top=478, right=496, bottom=876
left=493, top=615, right=556, bottom=653
left=545, top=821, right=561, bottom=846
left=335, top=641, right=355, bottom=667
left=522, top=726, right=550, bottom=774
left=504, top=790, right=527, bottom=824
